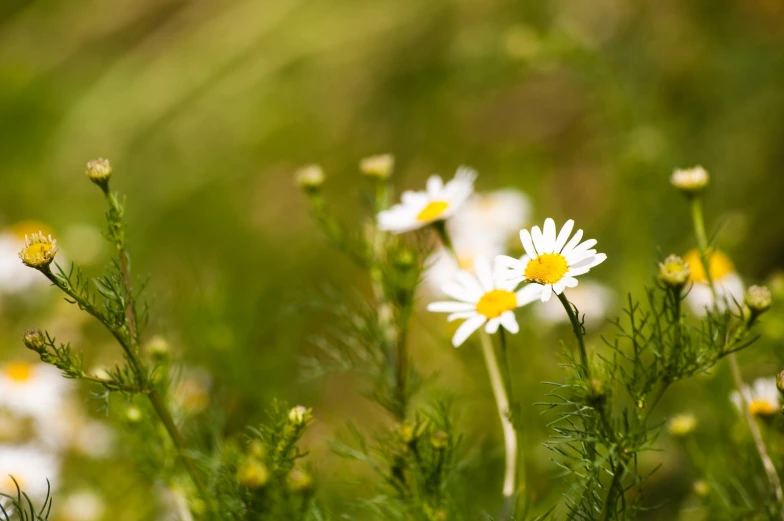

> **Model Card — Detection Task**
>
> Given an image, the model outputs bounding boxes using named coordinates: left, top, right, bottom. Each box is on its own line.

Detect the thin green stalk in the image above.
left=479, top=331, right=518, bottom=518
left=689, top=196, right=784, bottom=517
left=556, top=292, right=590, bottom=378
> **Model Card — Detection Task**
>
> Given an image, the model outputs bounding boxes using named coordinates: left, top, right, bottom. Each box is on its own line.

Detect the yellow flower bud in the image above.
left=86, top=158, right=112, bottom=189
left=658, top=254, right=690, bottom=288
left=23, top=329, right=46, bottom=353
left=359, top=154, right=394, bottom=179
left=236, top=459, right=270, bottom=489
left=18, top=231, right=58, bottom=268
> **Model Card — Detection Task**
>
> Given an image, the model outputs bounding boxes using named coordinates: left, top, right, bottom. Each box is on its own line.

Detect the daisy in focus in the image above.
left=427, top=257, right=543, bottom=347
left=496, top=218, right=607, bottom=302
left=731, top=377, right=780, bottom=417
left=0, top=444, right=60, bottom=500
left=683, top=249, right=744, bottom=315
left=377, top=167, right=476, bottom=233
left=0, top=361, right=70, bottom=420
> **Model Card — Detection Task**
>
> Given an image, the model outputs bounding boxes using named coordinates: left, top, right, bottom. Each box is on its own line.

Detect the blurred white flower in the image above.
left=377, top=167, right=476, bottom=233
left=34, top=404, right=114, bottom=458
left=172, top=367, right=212, bottom=415
left=60, top=490, right=105, bottom=521
left=0, top=362, right=70, bottom=420
left=534, top=280, right=614, bottom=328
left=427, top=257, right=543, bottom=347
left=0, top=445, right=60, bottom=500
left=731, top=377, right=780, bottom=417
left=683, top=249, right=744, bottom=316
left=497, top=218, right=607, bottom=302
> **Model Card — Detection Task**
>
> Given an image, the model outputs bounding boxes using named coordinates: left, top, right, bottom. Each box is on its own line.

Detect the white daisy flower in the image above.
left=731, top=377, right=780, bottom=417
left=0, top=445, right=60, bottom=500
left=683, top=249, right=744, bottom=316
left=377, top=167, right=476, bottom=233
left=496, top=218, right=607, bottom=302
left=0, top=362, right=70, bottom=420
left=427, top=257, right=544, bottom=347
left=534, top=280, right=614, bottom=328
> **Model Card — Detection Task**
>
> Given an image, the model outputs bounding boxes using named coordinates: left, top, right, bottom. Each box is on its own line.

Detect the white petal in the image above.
left=401, top=191, right=428, bottom=207
left=495, top=255, right=523, bottom=271
left=442, top=282, right=478, bottom=303
left=531, top=225, right=545, bottom=255
left=474, top=257, right=495, bottom=292
left=540, top=284, right=553, bottom=302
left=565, top=239, right=598, bottom=262
left=515, top=283, right=544, bottom=306
left=553, top=219, right=574, bottom=253
left=499, top=311, right=519, bottom=334
left=456, top=271, right=485, bottom=300
left=519, top=229, right=538, bottom=259
left=553, top=280, right=567, bottom=294
left=560, top=229, right=584, bottom=257
left=542, top=218, right=556, bottom=253
left=426, top=175, right=444, bottom=196
left=561, top=276, right=579, bottom=288
left=485, top=317, right=501, bottom=334
left=448, top=311, right=478, bottom=322
left=452, top=315, right=487, bottom=347
left=427, top=301, right=477, bottom=313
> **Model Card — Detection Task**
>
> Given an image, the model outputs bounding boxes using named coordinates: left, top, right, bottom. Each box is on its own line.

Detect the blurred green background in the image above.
left=1, top=0, right=784, bottom=519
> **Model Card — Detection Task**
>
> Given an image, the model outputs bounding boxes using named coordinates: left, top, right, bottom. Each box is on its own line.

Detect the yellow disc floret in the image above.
left=748, top=398, right=778, bottom=417
left=683, top=249, right=735, bottom=283
left=476, top=289, right=517, bottom=319
left=18, top=231, right=58, bottom=268
left=417, top=201, right=449, bottom=222
left=4, top=362, right=33, bottom=383
left=524, top=253, right=569, bottom=285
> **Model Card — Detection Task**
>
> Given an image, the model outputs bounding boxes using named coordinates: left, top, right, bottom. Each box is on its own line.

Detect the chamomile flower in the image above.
left=496, top=218, right=607, bottom=302
left=0, top=361, right=70, bottom=420
left=427, top=257, right=543, bottom=347
left=731, top=377, right=780, bottom=417
left=377, top=167, right=476, bottom=233
left=424, top=235, right=504, bottom=296
left=0, top=222, right=55, bottom=294
left=0, top=445, right=60, bottom=500
left=683, top=249, right=744, bottom=315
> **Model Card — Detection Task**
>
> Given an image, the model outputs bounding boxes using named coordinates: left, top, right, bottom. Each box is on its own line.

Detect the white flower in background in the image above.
left=423, top=190, right=532, bottom=295
left=427, top=257, right=544, bottom=347
left=0, top=445, right=60, bottom=500
left=496, top=218, right=607, bottom=302
left=682, top=249, right=744, bottom=316
left=731, top=377, right=780, bottom=417
left=33, top=402, right=114, bottom=458
left=377, top=167, right=476, bottom=233
left=60, top=490, right=105, bottom=521
left=0, top=362, right=70, bottom=420
left=172, top=367, right=212, bottom=415
left=671, top=166, right=709, bottom=195
left=0, top=222, right=56, bottom=294
left=534, top=280, right=614, bottom=328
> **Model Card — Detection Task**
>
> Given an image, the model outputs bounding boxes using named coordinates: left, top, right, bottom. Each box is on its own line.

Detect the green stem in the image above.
left=556, top=292, right=591, bottom=378
left=432, top=220, right=457, bottom=259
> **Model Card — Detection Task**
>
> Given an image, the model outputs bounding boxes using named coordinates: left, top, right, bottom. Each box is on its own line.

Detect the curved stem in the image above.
left=479, top=331, right=517, bottom=516
left=556, top=292, right=591, bottom=378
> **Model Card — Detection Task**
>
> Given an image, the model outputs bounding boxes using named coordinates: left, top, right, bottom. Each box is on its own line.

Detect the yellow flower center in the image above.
left=476, top=289, right=517, bottom=319
left=21, top=242, right=54, bottom=263
left=683, top=249, right=735, bottom=283
left=417, top=201, right=449, bottom=222
left=748, top=399, right=778, bottom=417
left=4, top=362, right=33, bottom=382
left=524, top=253, right=569, bottom=285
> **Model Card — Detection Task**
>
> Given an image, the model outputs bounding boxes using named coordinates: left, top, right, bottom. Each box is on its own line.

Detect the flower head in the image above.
left=288, top=405, right=313, bottom=427
left=496, top=218, right=607, bottom=302
left=746, top=285, right=772, bottom=314
left=658, top=254, right=690, bottom=288
left=683, top=249, right=744, bottom=315
left=427, top=257, right=543, bottom=347
left=295, top=165, right=325, bottom=192
left=359, top=154, right=394, bottom=179
left=731, top=377, right=780, bottom=417
left=85, top=158, right=112, bottom=188
left=18, top=231, right=58, bottom=268
left=668, top=413, right=697, bottom=437
left=0, top=362, right=69, bottom=420
left=671, top=166, right=709, bottom=195
left=0, top=445, right=60, bottom=500
left=377, top=167, right=476, bottom=233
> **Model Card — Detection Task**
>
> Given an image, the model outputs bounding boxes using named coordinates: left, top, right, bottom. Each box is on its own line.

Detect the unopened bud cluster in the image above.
left=658, top=254, right=690, bottom=288
left=23, top=328, right=47, bottom=354
left=359, top=154, right=394, bottom=179
left=671, top=166, right=709, bottom=196
left=746, top=285, right=772, bottom=314
left=86, top=158, right=112, bottom=190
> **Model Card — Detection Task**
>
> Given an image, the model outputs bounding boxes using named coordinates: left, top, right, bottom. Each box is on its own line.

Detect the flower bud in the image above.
left=746, top=285, right=772, bottom=314
left=359, top=154, right=394, bottom=179
left=295, top=165, right=325, bottom=192
left=18, top=232, right=58, bottom=268
left=236, top=458, right=269, bottom=489
left=287, top=468, right=313, bottom=493
left=288, top=405, right=313, bottom=427
left=668, top=413, right=697, bottom=437
left=671, top=166, right=709, bottom=196
left=658, top=254, right=690, bottom=288
left=23, top=328, right=46, bottom=353
left=431, top=430, right=448, bottom=450
left=145, top=335, right=170, bottom=361
left=86, top=158, right=112, bottom=189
